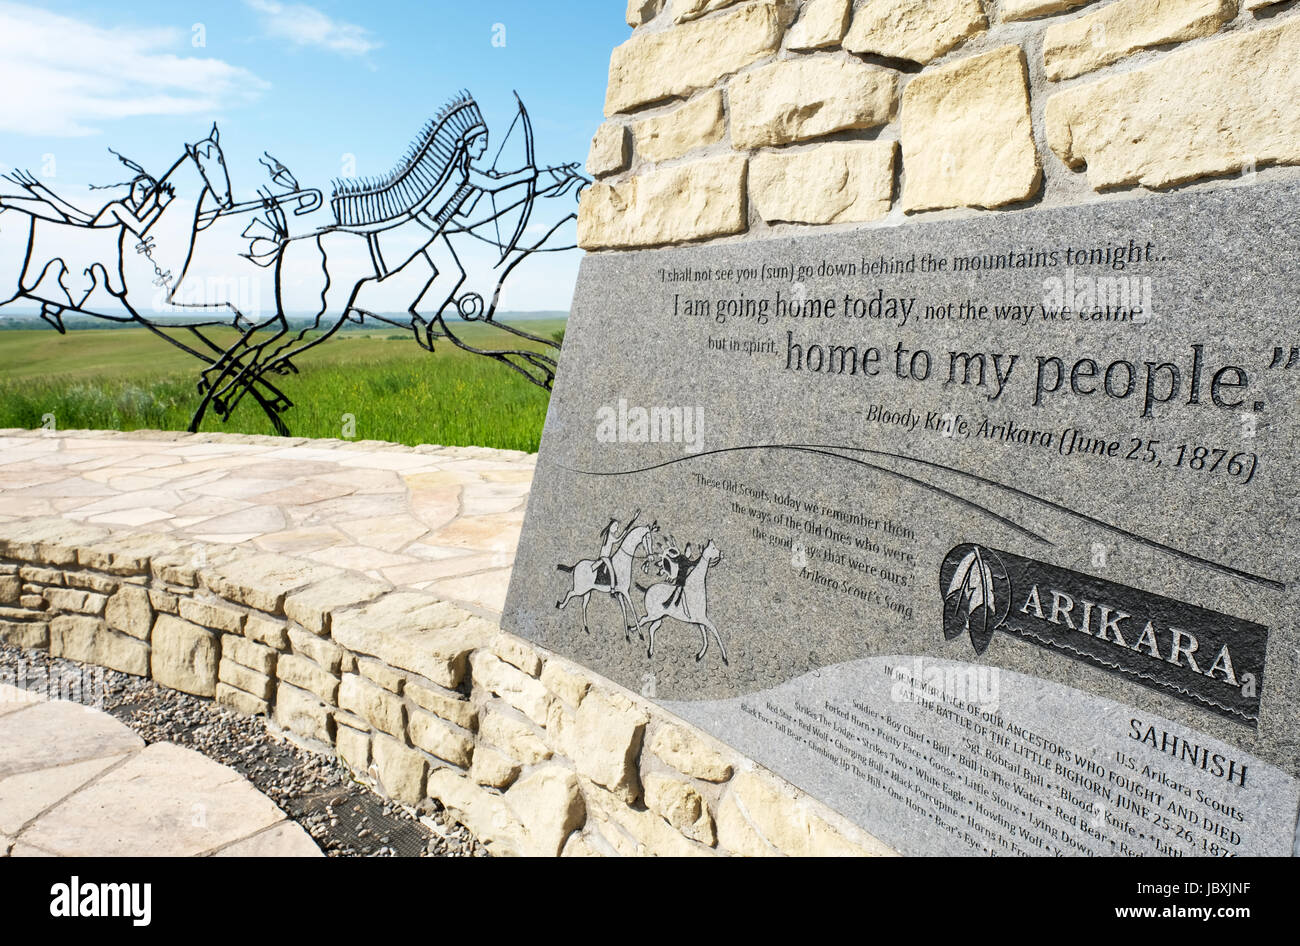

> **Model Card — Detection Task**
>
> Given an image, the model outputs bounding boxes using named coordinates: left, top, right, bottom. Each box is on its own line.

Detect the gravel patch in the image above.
left=0, top=643, right=488, bottom=858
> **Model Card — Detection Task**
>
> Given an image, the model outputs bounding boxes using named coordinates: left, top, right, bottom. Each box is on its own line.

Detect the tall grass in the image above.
left=0, top=324, right=560, bottom=452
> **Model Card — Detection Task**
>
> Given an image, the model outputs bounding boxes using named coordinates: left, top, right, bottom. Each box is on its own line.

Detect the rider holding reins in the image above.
left=1, top=150, right=174, bottom=236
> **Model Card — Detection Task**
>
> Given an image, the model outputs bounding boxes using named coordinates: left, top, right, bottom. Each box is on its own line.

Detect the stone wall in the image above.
left=0, top=437, right=890, bottom=857
left=580, top=0, right=1300, bottom=248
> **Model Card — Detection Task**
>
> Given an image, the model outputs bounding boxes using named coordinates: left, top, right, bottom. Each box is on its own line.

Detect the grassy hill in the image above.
left=0, top=319, right=563, bottom=452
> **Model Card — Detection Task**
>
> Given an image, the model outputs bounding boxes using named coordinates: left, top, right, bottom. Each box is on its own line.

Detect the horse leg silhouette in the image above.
left=644, top=619, right=664, bottom=659
left=702, top=617, right=729, bottom=665
left=693, top=623, right=710, bottom=663
left=180, top=323, right=294, bottom=436
left=614, top=590, right=639, bottom=642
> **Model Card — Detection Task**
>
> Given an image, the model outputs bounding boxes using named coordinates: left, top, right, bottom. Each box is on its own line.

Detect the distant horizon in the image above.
left=0, top=307, right=567, bottom=321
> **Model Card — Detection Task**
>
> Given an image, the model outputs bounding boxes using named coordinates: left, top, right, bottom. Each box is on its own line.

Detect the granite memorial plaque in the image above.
left=504, top=180, right=1300, bottom=856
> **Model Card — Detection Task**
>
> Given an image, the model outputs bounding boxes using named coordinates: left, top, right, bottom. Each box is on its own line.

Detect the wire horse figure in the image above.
left=0, top=90, right=588, bottom=435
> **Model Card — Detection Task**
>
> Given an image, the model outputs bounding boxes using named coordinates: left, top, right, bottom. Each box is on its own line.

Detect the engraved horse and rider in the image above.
left=0, top=91, right=587, bottom=433
left=556, top=513, right=729, bottom=665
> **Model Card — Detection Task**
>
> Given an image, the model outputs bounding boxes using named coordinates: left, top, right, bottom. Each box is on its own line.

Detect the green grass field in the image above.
left=0, top=320, right=563, bottom=452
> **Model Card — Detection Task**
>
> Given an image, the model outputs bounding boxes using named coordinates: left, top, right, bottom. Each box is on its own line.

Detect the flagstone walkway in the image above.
left=0, top=427, right=538, bottom=858
left=0, top=682, right=321, bottom=857
left=0, top=429, right=535, bottom=621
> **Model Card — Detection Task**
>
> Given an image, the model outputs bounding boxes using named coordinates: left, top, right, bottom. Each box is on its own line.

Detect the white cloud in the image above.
left=245, top=0, right=380, bottom=56
left=0, top=3, right=267, bottom=137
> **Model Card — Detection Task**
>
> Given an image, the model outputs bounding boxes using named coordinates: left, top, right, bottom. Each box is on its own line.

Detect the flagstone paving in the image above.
left=0, top=429, right=536, bottom=620
left=0, top=683, right=321, bottom=857
left=0, top=428, right=538, bottom=856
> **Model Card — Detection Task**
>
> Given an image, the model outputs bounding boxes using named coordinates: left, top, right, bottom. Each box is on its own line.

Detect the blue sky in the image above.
left=0, top=1, right=629, bottom=312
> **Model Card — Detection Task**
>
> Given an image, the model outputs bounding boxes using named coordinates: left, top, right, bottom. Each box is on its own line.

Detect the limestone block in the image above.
left=479, top=708, right=552, bottom=766
left=1044, top=0, right=1236, bottom=82
left=104, top=585, right=153, bottom=640
left=605, top=0, right=793, bottom=116
left=540, top=659, right=591, bottom=708
left=582, top=779, right=715, bottom=856
left=148, top=544, right=245, bottom=588
left=588, top=122, right=631, bottom=178
left=715, top=791, right=779, bottom=855
left=649, top=723, right=734, bottom=781
left=147, top=589, right=178, bottom=614
left=561, top=832, right=602, bottom=857
left=335, top=723, right=369, bottom=771
left=901, top=45, right=1041, bottom=211
left=357, top=658, right=404, bottom=692
left=673, top=0, right=744, bottom=21
left=408, top=708, right=474, bottom=768
left=628, top=0, right=665, bottom=26
left=19, top=596, right=45, bottom=611
left=728, top=771, right=892, bottom=855
left=75, top=532, right=168, bottom=574
left=0, top=518, right=106, bottom=566
left=150, top=615, right=218, bottom=696
left=222, top=634, right=276, bottom=675
left=0, top=619, right=47, bottom=648
left=274, top=682, right=333, bottom=744
left=750, top=141, right=895, bottom=224
left=330, top=592, right=493, bottom=689
left=283, top=575, right=388, bottom=635
left=288, top=627, right=343, bottom=675
left=43, top=588, right=107, bottom=616
left=244, top=614, right=288, bottom=650
left=275, top=654, right=338, bottom=704
left=372, top=734, right=426, bottom=805
left=218, top=659, right=274, bottom=701
left=405, top=680, right=477, bottom=731
left=339, top=673, right=404, bottom=737
left=1046, top=17, right=1300, bottom=190
left=785, top=0, right=851, bottom=50
left=470, top=651, right=554, bottom=727
left=578, top=154, right=747, bottom=249
left=632, top=91, right=726, bottom=164
left=488, top=633, right=543, bottom=677
left=644, top=771, right=716, bottom=845
left=50, top=615, right=149, bottom=677
left=178, top=597, right=245, bottom=634
left=1001, top=0, right=1094, bottom=21
left=843, top=0, right=986, bottom=65
left=201, top=553, right=341, bottom=614
left=425, top=767, right=526, bottom=856
left=504, top=766, right=586, bottom=857
left=18, top=566, right=62, bottom=585
left=216, top=682, right=269, bottom=717
left=730, top=57, right=895, bottom=149
left=564, top=688, right=648, bottom=804
left=64, top=572, right=117, bottom=595
left=471, top=746, right=521, bottom=789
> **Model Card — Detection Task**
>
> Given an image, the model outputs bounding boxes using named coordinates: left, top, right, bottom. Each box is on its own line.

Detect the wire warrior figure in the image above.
left=0, top=91, right=586, bottom=435
left=327, top=93, right=535, bottom=345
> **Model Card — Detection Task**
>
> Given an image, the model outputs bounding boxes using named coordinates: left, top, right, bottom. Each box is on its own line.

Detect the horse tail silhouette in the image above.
left=556, top=563, right=575, bottom=573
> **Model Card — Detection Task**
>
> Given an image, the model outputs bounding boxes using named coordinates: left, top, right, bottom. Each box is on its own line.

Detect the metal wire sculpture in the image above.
left=0, top=90, right=588, bottom=435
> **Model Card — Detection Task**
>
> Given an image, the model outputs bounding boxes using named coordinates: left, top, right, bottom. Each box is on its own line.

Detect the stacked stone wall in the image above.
left=580, top=0, right=1300, bottom=247
left=0, top=431, right=891, bottom=857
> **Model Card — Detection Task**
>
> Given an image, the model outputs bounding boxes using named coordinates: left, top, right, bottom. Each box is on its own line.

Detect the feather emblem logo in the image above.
left=940, top=545, right=1010, bottom=655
